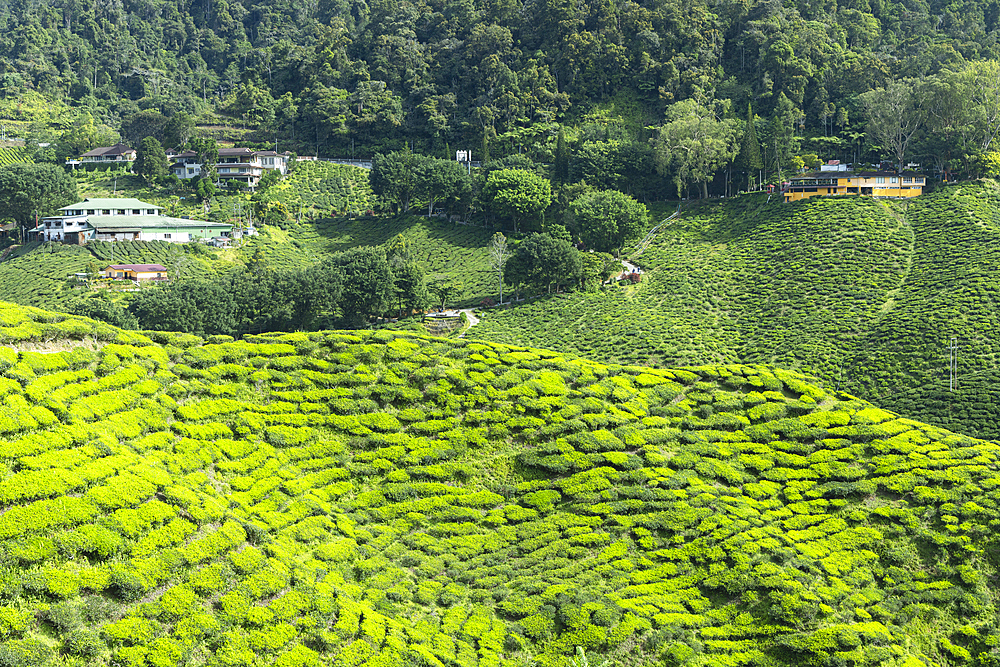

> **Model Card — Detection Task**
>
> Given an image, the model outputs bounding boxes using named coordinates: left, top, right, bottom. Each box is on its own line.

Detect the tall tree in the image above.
left=764, top=94, right=801, bottom=179
left=0, top=163, right=78, bottom=240
left=120, top=110, right=168, bottom=147
left=412, top=156, right=472, bottom=216
left=553, top=127, right=570, bottom=184
left=488, top=232, right=512, bottom=304
left=861, top=81, right=923, bottom=172
left=333, top=246, right=395, bottom=326
left=163, top=113, right=195, bottom=150
left=133, top=137, right=168, bottom=185
left=481, top=169, right=553, bottom=232
left=390, top=260, right=429, bottom=317
left=505, top=233, right=582, bottom=295
left=653, top=99, right=740, bottom=199
left=736, top=103, right=763, bottom=191
left=570, top=189, right=648, bottom=254
left=371, top=151, right=418, bottom=213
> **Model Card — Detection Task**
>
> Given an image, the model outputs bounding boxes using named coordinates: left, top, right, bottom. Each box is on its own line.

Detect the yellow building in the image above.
left=104, top=264, right=168, bottom=281
left=783, top=171, right=926, bottom=202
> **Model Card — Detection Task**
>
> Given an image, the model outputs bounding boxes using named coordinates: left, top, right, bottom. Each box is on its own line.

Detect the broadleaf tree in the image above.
left=861, top=81, right=924, bottom=172
left=0, top=163, right=79, bottom=240
left=481, top=169, right=552, bottom=233
left=134, top=137, right=168, bottom=185
left=653, top=99, right=739, bottom=199
left=570, top=189, right=647, bottom=254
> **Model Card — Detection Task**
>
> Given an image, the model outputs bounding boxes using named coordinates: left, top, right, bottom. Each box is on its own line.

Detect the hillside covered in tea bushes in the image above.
left=474, top=180, right=1000, bottom=440
left=1, top=301, right=1000, bottom=666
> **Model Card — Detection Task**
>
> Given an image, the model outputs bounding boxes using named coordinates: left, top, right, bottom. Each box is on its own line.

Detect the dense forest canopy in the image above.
left=6, top=0, right=1000, bottom=173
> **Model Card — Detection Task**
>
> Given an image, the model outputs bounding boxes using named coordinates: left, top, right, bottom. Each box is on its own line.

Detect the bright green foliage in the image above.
left=0, top=301, right=998, bottom=667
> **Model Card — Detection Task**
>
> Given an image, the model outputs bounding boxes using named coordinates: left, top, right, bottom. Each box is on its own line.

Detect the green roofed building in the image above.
left=29, top=197, right=234, bottom=244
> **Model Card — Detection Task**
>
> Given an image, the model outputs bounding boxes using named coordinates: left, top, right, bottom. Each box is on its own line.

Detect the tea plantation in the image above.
left=242, top=216, right=494, bottom=305
left=473, top=182, right=1000, bottom=440
left=258, top=162, right=375, bottom=218
left=0, top=242, right=229, bottom=311
left=1, top=301, right=1000, bottom=666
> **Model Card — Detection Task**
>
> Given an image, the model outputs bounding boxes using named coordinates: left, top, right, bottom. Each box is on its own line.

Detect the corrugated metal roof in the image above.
left=105, top=264, right=168, bottom=271
left=60, top=198, right=162, bottom=211
left=89, top=216, right=232, bottom=230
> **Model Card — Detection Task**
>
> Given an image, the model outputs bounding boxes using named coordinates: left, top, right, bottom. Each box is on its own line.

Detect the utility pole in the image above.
left=949, top=337, right=959, bottom=392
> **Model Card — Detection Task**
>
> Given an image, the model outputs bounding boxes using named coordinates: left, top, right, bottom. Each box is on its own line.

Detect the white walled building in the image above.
left=29, top=198, right=232, bottom=244
left=171, top=148, right=290, bottom=188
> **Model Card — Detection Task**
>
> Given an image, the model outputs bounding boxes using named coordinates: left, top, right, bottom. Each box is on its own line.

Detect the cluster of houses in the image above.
left=67, top=144, right=290, bottom=189
left=37, top=141, right=291, bottom=247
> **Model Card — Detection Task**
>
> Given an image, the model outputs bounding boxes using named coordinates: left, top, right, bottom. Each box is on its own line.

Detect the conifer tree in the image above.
left=553, top=128, right=570, bottom=184
left=736, top=103, right=763, bottom=191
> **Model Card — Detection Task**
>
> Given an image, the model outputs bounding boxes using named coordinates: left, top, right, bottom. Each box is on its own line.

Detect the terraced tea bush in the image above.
left=0, top=302, right=995, bottom=665
left=474, top=185, right=1000, bottom=439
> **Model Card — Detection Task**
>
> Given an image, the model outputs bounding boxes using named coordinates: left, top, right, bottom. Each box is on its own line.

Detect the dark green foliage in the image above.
left=133, top=137, right=168, bottom=185
left=333, top=246, right=394, bottom=327
left=505, top=233, right=583, bottom=295
left=0, top=163, right=78, bottom=237
left=128, top=278, right=237, bottom=337
left=570, top=189, right=648, bottom=253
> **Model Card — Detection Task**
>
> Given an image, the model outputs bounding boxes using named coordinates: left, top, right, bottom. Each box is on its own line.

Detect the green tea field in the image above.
left=0, top=241, right=231, bottom=311
left=242, top=216, right=495, bottom=306
left=0, top=301, right=998, bottom=666
left=473, top=183, right=1000, bottom=440
left=259, top=161, right=375, bottom=218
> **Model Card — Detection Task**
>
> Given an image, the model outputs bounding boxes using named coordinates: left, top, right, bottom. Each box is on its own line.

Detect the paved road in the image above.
left=621, top=258, right=641, bottom=275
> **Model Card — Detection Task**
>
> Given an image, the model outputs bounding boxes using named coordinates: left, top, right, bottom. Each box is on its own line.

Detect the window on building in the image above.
left=133, top=209, right=141, bottom=214
left=87, top=210, right=95, bottom=215
left=164, top=234, right=171, bottom=239
left=103, top=210, right=110, bottom=215
left=117, top=210, right=125, bottom=215
left=890, top=177, right=897, bottom=184
left=916, top=178, right=924, bottom=184
left=876, top=177, right=885, bottom=184
left=187, top=168, right=195, bottom=175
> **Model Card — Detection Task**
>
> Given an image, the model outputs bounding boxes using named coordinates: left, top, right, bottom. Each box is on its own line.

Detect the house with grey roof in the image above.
left=29, top=197, right=234, bottom=244
left=65, top=144, right=137, bottom=168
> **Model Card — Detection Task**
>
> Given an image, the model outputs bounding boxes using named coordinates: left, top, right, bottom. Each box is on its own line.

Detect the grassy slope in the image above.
left=0, top=302, right=1000, bottom=666
left=474, top=185, right=1000, bottom=439
left=242, top=216, right=494, bottom=305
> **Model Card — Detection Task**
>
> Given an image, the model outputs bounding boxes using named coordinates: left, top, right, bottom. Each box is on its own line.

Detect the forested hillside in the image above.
left=3, top=301, right=1000, bottom=666
left=6, top=0, right=1000, bottom=170
left=473, top=181, right=1000, bottom=440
